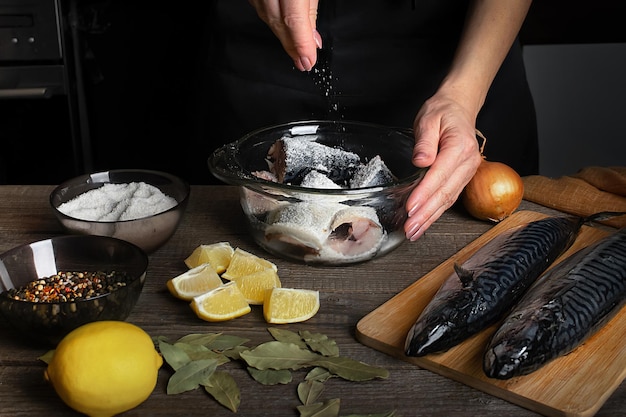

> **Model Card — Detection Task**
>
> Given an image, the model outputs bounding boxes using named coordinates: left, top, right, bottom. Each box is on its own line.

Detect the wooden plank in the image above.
left=356, top=210, right=624, bottom=417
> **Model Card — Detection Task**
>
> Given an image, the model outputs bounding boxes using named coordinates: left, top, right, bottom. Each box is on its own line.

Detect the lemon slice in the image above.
left=184, top=242, right=234, bottom=273
left=221, top=248, right=277, bottom=280
left=166, top=263, right=224, bottom=301
left=229, top=268, right=282, bottom=305
left=190, top=281, right=251, bottom=322
left=263, top=287, right=320, bottom=324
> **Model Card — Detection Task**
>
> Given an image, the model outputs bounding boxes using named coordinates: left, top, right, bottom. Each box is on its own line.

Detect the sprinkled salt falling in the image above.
left=311, top=47, right=342, bottom=118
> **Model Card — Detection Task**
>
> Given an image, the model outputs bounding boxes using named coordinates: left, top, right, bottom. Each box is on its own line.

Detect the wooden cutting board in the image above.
left=356, top=210, right=625, bottom=417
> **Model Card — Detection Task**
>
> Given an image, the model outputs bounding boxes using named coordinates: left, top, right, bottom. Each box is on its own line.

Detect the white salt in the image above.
left=57, top=182, right=177, bottom=221
left=350, top=155, right=395, bottom=188
left=300, top=170, right=342, bottom=189
left=281, top=136, right=360, bottom=178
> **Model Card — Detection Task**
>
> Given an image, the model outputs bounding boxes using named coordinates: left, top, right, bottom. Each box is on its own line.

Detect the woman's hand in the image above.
left=404, top=93, right=483, bottom=241
left=248, top=0, right=322, bottom=71
left=404, top=0, right=532, bottom=241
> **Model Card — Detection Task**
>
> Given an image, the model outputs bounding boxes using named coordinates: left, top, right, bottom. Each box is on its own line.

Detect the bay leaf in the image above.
left=297, top=398, right=341, bottom=417
left=177, top=333, right=222, bottom=346
left=240, top=341, right=321, bottom=370
left=300, top=330, right=339, bottom=357
left=159, top=340, right=192, bottom=371
left=247, top=366, right=292, bottom=385
left=173, top=342, right=228, bottom=363
left=167, top=358, right=218, bottom=395
left=203, top=370, right=240, bottom=413
left=174, top=341, right=210, bottom=355
left=177, top=332, right=249, bottom=351
left=305, top=367, right=333, bottom=383
left=188, top=349, right=230, bottom=365
left=205, top=334, right=250, bottom=351
left=298, top=380, right=325, bottom=405
left=222, top=345, right=249, bottom=360
left=268, top=327, right=308, bottom=349
left=311, top=356, right=389, bottom=381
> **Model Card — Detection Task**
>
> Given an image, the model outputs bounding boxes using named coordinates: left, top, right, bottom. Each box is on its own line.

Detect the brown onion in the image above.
left=461, top=159, right=524, bottom=223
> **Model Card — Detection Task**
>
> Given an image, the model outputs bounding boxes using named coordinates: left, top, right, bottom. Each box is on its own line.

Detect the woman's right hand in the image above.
left=248, top=0, right=322, bottom=71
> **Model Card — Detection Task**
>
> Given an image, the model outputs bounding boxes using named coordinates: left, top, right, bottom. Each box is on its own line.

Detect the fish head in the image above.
left=405, top=320, right=454, bottom=357
left=483, top=308, right=559, bottom=379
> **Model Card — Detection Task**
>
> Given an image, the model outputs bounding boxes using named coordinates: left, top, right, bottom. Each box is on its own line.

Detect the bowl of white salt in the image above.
left=50, top=169, right=190, bottom=253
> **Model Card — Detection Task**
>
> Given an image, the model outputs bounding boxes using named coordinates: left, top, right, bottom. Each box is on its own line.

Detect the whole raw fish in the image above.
left=484, top=227, right=626, bottom=379
left=404, top=213, right=618, bottom=357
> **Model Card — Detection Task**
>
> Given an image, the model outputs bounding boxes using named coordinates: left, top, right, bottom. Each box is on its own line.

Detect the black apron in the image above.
left=198, top=0, right=538, bottom=183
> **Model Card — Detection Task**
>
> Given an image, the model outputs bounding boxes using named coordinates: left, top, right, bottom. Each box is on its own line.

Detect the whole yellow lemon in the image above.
left=44, top=321, right=163, bottom=417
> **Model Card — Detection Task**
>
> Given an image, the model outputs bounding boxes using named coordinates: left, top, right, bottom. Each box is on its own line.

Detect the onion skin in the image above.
left=461, top=159, right=524, bottom=223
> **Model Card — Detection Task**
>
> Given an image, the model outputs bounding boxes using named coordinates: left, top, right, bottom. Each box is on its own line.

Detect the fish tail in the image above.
left=583, top=211, right=626, bottom=224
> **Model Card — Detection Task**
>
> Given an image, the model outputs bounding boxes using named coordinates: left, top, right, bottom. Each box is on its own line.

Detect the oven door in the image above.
left=0, top=0, right=89, bottom=184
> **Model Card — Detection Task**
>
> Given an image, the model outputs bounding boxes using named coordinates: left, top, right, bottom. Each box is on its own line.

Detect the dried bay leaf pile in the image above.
left=155, top=328, right=396, bottom=416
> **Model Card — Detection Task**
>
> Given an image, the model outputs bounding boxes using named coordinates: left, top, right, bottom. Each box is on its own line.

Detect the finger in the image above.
left=404, top=201, right=449, bottom=241
left=412, top=113, right=439, bottom=168
left=404, top=137, right=481, bottom=240
left=405, top=161, right=457, bottom=223
left=248, top=0, right=319, bottom=71
left=280, top=0, right=319, bottom=70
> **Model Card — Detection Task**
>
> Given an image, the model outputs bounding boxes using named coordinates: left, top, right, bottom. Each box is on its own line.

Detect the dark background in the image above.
left=2, top=1, right=625, bottom=185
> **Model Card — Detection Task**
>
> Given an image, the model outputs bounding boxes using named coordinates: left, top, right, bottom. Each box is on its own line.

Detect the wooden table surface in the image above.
left=0, top=185, right=624, bottom=417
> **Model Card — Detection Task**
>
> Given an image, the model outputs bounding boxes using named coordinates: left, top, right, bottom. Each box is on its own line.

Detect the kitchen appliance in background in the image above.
left=0, top=0, right=91, bottom=184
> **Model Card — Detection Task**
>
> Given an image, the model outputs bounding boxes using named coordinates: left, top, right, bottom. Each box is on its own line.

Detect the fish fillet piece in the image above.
left=240, top=187, right=288, bottom=216
left=323, top=206, right=384, bottom=259
left=404, top=215, right=589, bottom=357
left=252, top=170, right=278, bottom=182
left=300, top=170, right=342, bottom=189
left=484, top=227, right=626, bottom=379
left=350, top=155, right=395, bottom=188
left=264, top=202, right=346, bottom=254
left=266, top=136, right=360, bottom=184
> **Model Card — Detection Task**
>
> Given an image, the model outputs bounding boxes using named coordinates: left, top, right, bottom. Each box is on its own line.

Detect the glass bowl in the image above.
left=0, top=235, right=148, bottom=346
left=208, top=120, right=426, bottom=265
left=50, top=169, right=190, bottom=254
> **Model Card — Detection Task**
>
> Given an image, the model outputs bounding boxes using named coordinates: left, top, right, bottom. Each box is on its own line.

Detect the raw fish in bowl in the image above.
left=208, top=120, right=426, bottom=265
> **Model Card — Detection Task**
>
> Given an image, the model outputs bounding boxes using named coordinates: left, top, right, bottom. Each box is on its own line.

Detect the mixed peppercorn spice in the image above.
left=4, top=271, right=132, bottom=302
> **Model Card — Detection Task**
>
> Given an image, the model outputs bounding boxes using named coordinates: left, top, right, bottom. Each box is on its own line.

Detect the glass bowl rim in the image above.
left=208, top=119, right=426, bottom=195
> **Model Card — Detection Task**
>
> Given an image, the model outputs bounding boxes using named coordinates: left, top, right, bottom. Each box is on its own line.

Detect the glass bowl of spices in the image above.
left=50, top=169, right=190, bottom=253
left=0, top=235, right=148, bottom=346
left=208, top=120, right=427, bottom=265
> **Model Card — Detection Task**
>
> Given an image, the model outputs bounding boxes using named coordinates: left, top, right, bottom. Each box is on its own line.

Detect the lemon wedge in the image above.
left=221, top=247, right=277, bottom=280
left=228, top=268, right=281, bottom=305
left=184, top=242, right=234, bottom=273
left=263, top=287, right=320, bottom=324
left=167, top=263, right=224, bottom=301
left=190, top=282, right=251, bottom=322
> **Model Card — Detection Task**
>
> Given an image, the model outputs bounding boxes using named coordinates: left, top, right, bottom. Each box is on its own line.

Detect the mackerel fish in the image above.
left=484, top=226, right=626, bottom=380
left=404, top=212, right=620, bottom=357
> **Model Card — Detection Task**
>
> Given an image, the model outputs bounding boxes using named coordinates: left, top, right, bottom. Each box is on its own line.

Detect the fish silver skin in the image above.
left=483, top=227, right=626, bottom=380
left=405, top=215, right=593, bottom=357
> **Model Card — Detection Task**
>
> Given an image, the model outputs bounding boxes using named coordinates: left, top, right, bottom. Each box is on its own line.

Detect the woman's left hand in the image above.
left=404, top=92, right=483, bottom=241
